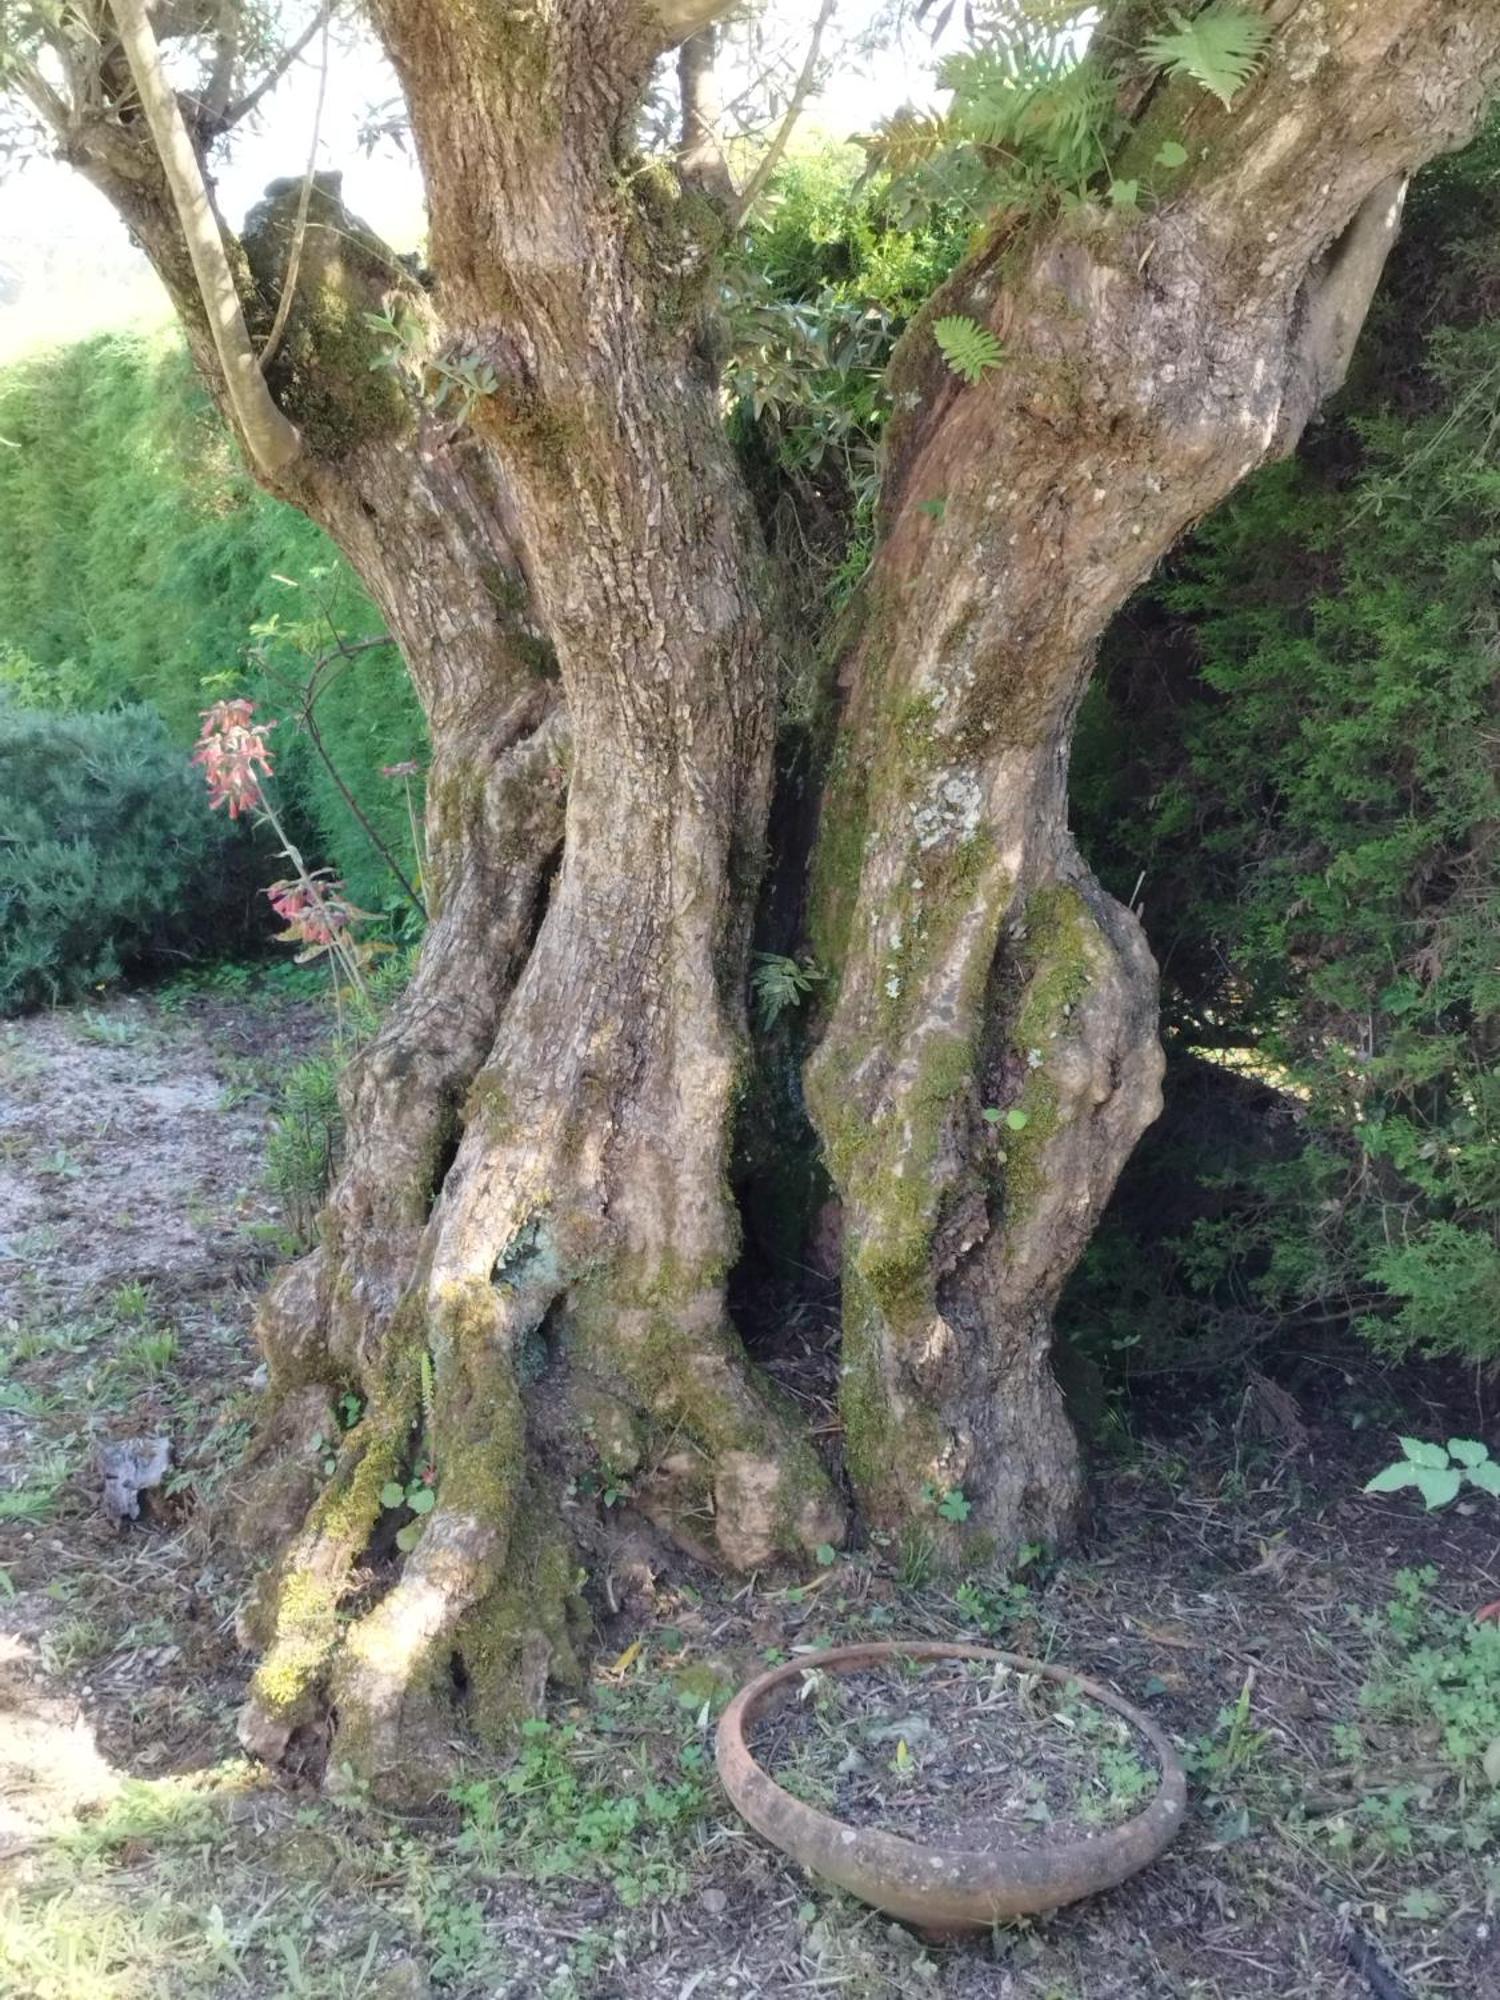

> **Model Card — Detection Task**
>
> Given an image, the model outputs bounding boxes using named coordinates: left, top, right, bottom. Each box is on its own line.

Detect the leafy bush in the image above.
left=0, top=331, right=425, bottom=914
left=725, top=144, right=973, bottom=540
left=0, top=702, right=252, bottom=1013
left=1065, top=117, right=1500, bottom=1374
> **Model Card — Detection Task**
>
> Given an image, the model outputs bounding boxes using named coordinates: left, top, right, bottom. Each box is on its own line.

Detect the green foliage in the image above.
left=751, top=951, right=824, bottom=1030
left=1305, top=1568, right=1500, bottom=1872
left=1067, top=121, right=1500, bottom=1374
left=0, top=330, right=425, bottom=917
left=1366, top=1437, right=1500, bottom=1510
left=864, top=8, right=1117, bottom=212
left=725, top=143, right=974, bottom=547
left=263, top=1051, right=343, bottom=1245
left=1142, top=5, right=1272, bottom=110
left=451, top=1697, right=710, bottom=1907
left=0, top=702, right=251, bottom=1014
left=932, top=314, right=1006, bottom=383
left=1359, top=1569, right=1500, bottom=1782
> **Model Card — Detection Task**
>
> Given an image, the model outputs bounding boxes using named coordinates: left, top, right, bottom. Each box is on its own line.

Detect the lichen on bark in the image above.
left=34, top=0, right=1500, bottom=1800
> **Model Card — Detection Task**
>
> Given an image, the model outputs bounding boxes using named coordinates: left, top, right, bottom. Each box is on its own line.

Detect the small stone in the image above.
left=699, top=1887, right=728, bottom=1917
left=369, top=1962, right=431, bottom=2000
left=97, top=1436, right=171, bottom=1524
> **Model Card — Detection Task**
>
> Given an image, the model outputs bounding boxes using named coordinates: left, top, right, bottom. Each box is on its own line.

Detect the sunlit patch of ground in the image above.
left=2, top=982, right=1498, bottom=1998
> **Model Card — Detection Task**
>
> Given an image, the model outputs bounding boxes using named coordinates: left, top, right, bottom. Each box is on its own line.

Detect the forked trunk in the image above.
left=40, top=0, right=1500, bottom=1798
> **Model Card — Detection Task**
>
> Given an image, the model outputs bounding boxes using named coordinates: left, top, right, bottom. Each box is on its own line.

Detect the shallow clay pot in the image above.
left=715, top=1639, right=1187, bottom=1938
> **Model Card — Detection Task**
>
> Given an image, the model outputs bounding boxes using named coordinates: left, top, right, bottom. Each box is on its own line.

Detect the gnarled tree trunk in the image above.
left=809, top=4, right=1497, bottom=1553
left=21, top=0, right=1500, bottom=1797
left=235, top=0, right=842, bottom=1793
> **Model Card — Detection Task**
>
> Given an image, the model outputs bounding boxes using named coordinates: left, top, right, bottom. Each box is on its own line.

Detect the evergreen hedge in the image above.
left=0, top=701, right=256, bottom=1013
left=0, top=330, right=425, bottom=917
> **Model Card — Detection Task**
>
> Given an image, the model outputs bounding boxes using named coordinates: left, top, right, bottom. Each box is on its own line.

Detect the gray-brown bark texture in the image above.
left=19, top=0, right=1500, bottom=1795
left=808, top=0, right=1500, bottom=1554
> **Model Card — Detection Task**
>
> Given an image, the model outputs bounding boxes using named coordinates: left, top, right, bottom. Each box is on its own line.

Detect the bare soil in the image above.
left=749, top=1657, right=1163, bottom=1847
left=2, top=985, right=1499, bottom=1999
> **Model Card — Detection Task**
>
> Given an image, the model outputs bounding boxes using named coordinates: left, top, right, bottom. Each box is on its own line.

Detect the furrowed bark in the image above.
left=23, top=0, right=1500, bottom=1801
left=45, top=95, right=570, bottom=1565
left=809, top=0, right=1500, bottom=1552
left=238, top=0, right=840, bottom=1794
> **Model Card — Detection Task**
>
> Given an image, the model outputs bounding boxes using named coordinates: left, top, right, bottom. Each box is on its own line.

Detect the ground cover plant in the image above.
left=4, top=985, right=1500, bottom=1995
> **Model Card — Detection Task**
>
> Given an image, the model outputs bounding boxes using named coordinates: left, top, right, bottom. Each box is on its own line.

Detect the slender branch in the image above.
left=107, top=0, right=301, bottom=478
left=301, top=632, right=426, bottom=919
left=301, top=699, right=425, bottom=919
left=256, top=622, right=425, bottom=916
left=677, top=29, right=734, bottom=201
left=211, top=2, right=333, bottom=135
left=258, top=9, right=331, bottom=371
left=11, top=51, right=74, bottom=135
left=199, top=0, right=241, bottom=125
left=729, top=0, right=836, bottom=229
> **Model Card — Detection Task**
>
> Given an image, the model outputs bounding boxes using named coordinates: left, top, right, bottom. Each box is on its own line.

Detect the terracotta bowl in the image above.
left=715, top=1639, right=1187, bottom=1938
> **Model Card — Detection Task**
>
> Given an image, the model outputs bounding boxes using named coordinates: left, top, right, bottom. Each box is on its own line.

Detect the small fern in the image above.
left=1143, top=4, right=1273, bottom=111
left=752, top=952, right=824, bottom=1031
left=420, top=1348, right=436, bottom=1436
left=933, top=315, right=1006, bottom=385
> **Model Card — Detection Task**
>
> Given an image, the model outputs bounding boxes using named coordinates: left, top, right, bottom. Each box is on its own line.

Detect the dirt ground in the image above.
left=2, top=984, right=1499, bottom=2000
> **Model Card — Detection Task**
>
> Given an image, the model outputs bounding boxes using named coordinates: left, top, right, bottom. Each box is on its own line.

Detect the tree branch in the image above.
left=12, top=52, right=74, bottom=137
left=107, top=0, right=301, bottom=477
left=1275, top=174, right=1409, bottom=447
left=209, top=2, right=333, bottom=135
left=729, top=0, right=836, bottom=229
left=646, top=0, right=740, bottom=52
left=199, top=0, right=241, bottom=125
left=676, top=28, right=734, bottom=202
left=258, top=8, right=331, bottom=371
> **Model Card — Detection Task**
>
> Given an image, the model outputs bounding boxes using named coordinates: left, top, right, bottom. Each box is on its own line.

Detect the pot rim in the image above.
left=715, top=1638, right=1188, bottom=1934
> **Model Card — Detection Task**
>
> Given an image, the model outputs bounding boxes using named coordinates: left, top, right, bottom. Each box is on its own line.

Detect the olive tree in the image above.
left=5, top=0, right=1497, bottom=1795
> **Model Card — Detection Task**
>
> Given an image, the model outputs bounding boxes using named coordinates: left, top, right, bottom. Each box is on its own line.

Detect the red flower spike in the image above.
left=192, top=698, right=276, bottom=819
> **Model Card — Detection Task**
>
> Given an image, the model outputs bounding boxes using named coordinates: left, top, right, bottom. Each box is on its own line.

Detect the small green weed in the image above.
left=117, top=1329, right=179, bottom=1379
left=73, top=1010, right=146, bottom=1048
left=452, top=1704, right=710, bottom=1907
left=59, top=1777, right=219, bottom=1860
left=1366, top=1435, right=1500, bottom=1509
left=108, top=1281, right=150, bottom=1323
left=265, top=1052, right=345, bottom=1245
left=0, top=1448, right=71, bottom=1522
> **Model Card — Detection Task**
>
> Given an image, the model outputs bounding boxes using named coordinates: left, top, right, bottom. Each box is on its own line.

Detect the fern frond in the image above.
left=933, top=315, right=1005, bottom=384
left=1142, top=4, right=1273, bottom=111
left=861, top=108, right=954, bottom=178
left=419, top=1348, right=435, bottom=1437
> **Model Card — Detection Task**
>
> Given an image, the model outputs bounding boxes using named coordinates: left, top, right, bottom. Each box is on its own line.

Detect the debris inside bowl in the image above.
left=747, top=1657, right=1163, bottom=1849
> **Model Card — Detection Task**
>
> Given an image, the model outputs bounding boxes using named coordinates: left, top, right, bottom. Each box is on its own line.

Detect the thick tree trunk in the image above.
left=33, top=0, right=1500, bottom=1797
left=809, top=0, right=1500, bottom=1554
left=57, top=139, right=575, bottom=1573
left=235, top=0, right=840, bottom=1795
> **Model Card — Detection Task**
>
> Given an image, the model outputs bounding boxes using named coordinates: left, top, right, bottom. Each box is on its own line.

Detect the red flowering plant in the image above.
left=191, top=698, right=376, bottom=1003
left=190, top=697, right=274, bottom=819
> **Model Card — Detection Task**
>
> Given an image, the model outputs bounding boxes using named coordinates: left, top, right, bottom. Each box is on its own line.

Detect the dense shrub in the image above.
left=0, top=702, right=256, bottom=1013
left=0, top=331, right=425, bottom=914
left=1065, top=124, right=1500, bottom=1374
